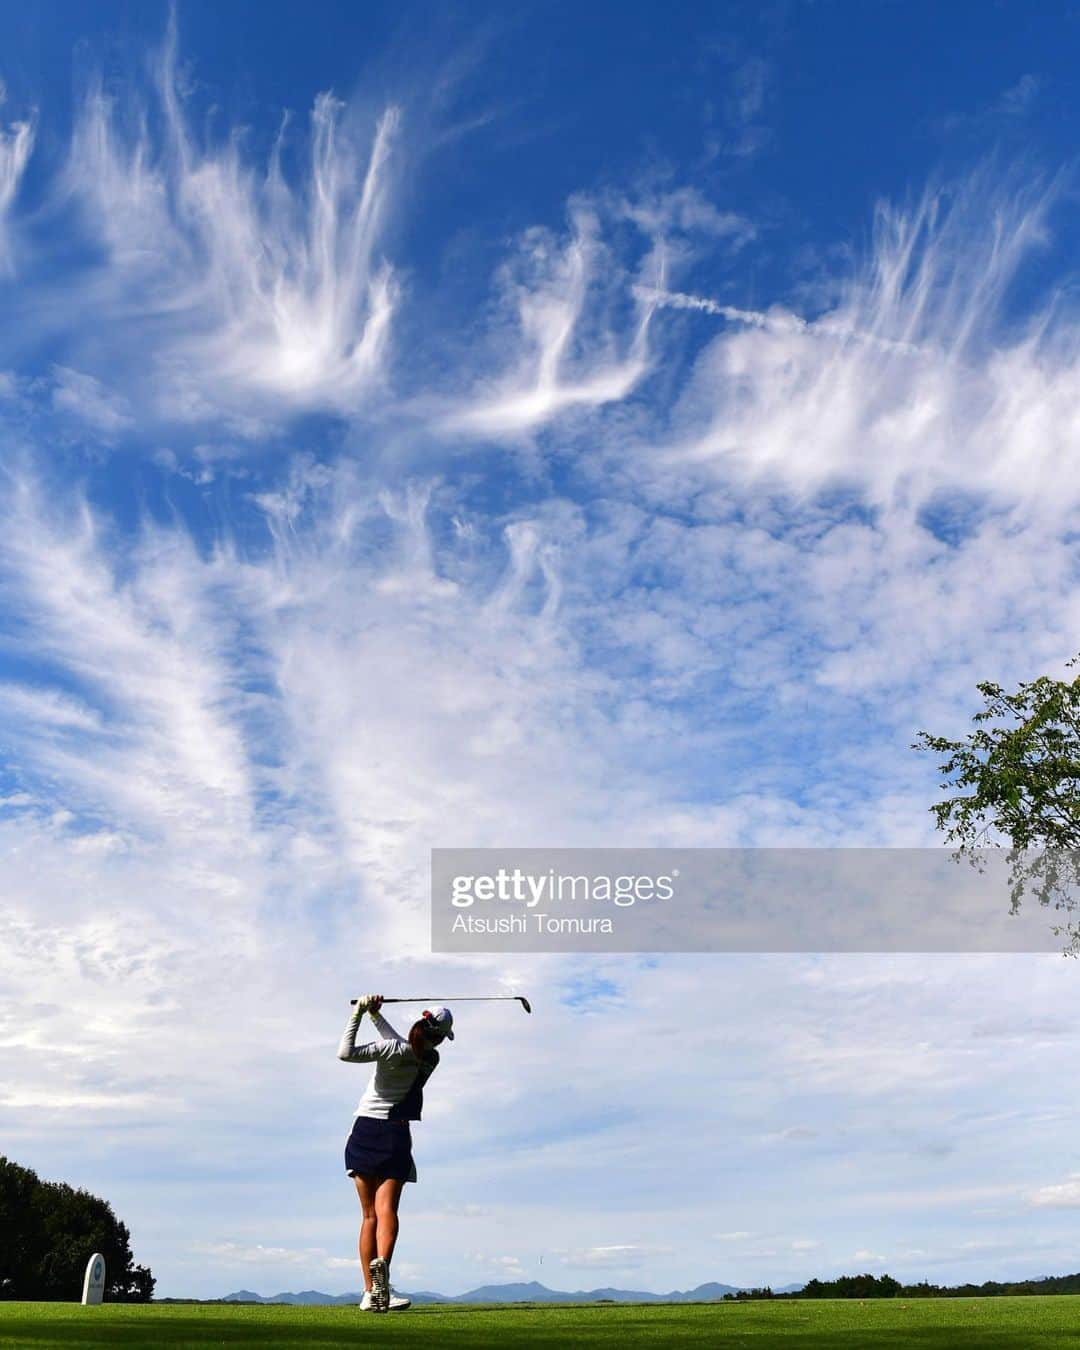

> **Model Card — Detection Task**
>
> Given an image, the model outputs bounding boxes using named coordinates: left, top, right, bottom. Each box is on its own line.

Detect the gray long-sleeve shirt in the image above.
left=337, top=1005, right=440, bottom=1122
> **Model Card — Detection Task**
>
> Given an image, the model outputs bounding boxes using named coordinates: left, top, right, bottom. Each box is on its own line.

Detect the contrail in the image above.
left=633, top=285, right=925, bottom=357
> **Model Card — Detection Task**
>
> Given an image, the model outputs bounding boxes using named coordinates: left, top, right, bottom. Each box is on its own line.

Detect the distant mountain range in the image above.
left=223, top=1279, right=806, bottom=1306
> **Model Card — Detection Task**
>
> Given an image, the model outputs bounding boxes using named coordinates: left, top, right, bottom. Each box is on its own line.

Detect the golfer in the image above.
left=338, top=994, right=454, bottom=1313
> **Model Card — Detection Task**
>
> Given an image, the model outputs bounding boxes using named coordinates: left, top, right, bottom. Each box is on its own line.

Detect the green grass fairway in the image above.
left=2, top=1297, right=1080, bottom=1348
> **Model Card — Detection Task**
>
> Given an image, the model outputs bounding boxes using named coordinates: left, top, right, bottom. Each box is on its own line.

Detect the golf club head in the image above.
left=518, top=997, right=532, bottom=1014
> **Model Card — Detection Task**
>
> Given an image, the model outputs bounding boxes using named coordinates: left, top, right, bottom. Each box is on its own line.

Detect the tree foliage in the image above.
left=914, top=659, right=1080, bottom=952
left=729, top=1270, right=1080, bottom=1300
left=799, top=1273, right=902, bottom=1299
left=0, top=1157, right=154, bottom=1302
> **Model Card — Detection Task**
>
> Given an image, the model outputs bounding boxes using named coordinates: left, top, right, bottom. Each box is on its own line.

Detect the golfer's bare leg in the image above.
left=374, top=1177, right=404, bottom=1263
left=353, top=1175, right=378, bottom=1290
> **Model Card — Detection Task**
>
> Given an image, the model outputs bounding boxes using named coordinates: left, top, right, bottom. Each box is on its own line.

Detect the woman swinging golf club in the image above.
left=337, top=993, right=454, bottom=1313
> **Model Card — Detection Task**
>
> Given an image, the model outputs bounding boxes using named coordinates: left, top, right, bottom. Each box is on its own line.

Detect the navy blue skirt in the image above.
left=345, top=1116, right=417, bottom=1183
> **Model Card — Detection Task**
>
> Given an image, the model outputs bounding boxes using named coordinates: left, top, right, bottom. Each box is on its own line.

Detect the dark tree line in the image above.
left=723, top=1271, right=1080, bottom=1300
left=723, top=1274, right=902, bottom=1301
left=0, top=1157, right=154, bottom=1301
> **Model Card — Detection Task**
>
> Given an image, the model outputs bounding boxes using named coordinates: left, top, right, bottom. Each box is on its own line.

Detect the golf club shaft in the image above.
left=350, top=995, right=531, bottom=1012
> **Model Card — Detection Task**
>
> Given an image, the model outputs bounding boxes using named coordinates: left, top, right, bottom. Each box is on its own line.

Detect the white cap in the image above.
left=423, top=1006, right=454, bottom=1040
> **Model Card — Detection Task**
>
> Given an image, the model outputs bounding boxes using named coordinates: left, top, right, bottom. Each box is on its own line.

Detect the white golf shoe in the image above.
left=368, top=1257, right=390, bottom=1312
left=365, top=1257, right=410, bottom=1311
left=360, top=1288, right=410, bottom=1312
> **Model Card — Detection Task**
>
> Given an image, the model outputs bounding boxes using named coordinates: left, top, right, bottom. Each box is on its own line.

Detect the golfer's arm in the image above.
left=337, top=1005, right=376, bottom=1062
left=367, top=1007, right=405, bottom=1043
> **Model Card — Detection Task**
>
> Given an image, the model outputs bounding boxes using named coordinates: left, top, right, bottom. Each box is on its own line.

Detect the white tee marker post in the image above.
left=81, top=1253, right=105, bottom=1305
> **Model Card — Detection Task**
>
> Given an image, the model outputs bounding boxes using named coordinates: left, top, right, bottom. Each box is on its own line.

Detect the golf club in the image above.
left=350, top=995, right=532, bottom=1014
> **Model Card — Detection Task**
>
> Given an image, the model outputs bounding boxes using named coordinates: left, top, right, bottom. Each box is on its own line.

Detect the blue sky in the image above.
left=1, top=0, right=1079, bottom=1300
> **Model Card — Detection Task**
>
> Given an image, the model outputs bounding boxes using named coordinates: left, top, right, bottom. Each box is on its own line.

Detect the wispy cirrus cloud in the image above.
left=940, top=73, right=1044, bottom=138
left=0, top=471, right=257, bottom=851
left=659, top=173, right=1078, bottom=511
left=443, top=203, right=657, bottom=439
left=0, top=683, right=103, bottom=733
left=0, top=104, right=34, bottom=274
left=441, top=187, right=752, bottom=442
left=61, top=27, right=398, bottom=427
left=51, top=366, right=134, bottom=435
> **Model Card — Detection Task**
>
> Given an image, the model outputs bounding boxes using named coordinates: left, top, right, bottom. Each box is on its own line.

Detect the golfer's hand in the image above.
left=368, top=994, right=384, bottom=1013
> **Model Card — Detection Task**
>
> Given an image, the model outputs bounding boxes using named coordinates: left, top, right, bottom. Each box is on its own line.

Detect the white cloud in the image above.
left=722, top=58, right=773, bottom=158
left=1000, top=74, right=1042, bottom=115
left=198, top=1243, right=311, bottom=1266
left=941, top=74, right=1044, bottom=136
left=465, top=1252, right=526, bottom=1279
left=559, top=1244, right=671, bottom=1270
left=728, top=58, right=770, bottom=127
left=62, top=26, right=398, bottom=425
left=1030, top=1176, right=1080, bottom=1209
left=51, top=366, right=134, bottom=435
left=196, top=1242, right=355, bottom=1271
left=0, top=109, right=33, bottom=274
left=441, top=187, right=755, bottom=443
left=444, top=203, right=656, bottom=439
left=0, top=474, right=256, bottom=853
left=662, top=172, right=1078, bottom=513
left=0, top=683, right=103, bottom=733
left=619, top=187, right=753, bottom=244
